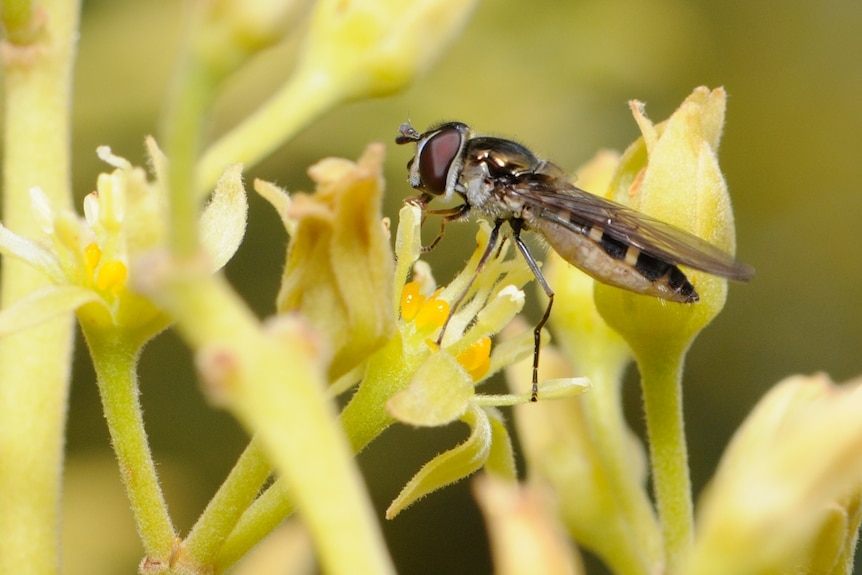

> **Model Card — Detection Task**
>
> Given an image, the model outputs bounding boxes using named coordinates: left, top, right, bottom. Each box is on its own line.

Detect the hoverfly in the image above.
left=396, top=121, right=754, bottom=401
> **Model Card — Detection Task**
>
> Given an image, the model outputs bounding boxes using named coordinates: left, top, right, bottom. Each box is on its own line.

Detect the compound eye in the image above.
left=417, top=127, right=463, bottom=195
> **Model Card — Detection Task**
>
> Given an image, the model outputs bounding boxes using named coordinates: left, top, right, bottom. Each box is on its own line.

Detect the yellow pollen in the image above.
left=84, top=243, right=102, bottom=275
left=96, top=260, right=128, bottom=294
left=414, top=290, right=450, bottom=330
left=458, top=336, right=492, bottom=381
left=400, top=281, right=425, bottom=321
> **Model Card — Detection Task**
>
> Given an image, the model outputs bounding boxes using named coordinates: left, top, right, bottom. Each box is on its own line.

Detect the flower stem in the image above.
left=195, top=66, right=338, bottom=196
left=184, top=437, right=271, bottom=566
left=0, top=0, right=80, bottom=572
left=339, top=335, right=414, bottom=453
left=213, top=338, right=414, bottom=572
left=155, top=270, right=394, bottom=575
left=584, top=361, right=664, bottom=574
left=162, top=54, right=215, bottom=257
left=638, top=349, right=693, bottom=571
left=214, top=478, right=293, bottom=573
left=82, top=324, right=177, bottom=561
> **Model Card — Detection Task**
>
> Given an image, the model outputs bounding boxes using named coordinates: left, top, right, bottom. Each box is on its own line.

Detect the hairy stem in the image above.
left=639, top=349, right=693, bottom=571
left=0, top=0, right=80, bottom=572
left=82, top=324, right=177, bottom=561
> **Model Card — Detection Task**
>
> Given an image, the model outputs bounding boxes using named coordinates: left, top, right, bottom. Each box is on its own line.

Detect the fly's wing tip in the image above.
left=730, top=261, right=755, bottom=282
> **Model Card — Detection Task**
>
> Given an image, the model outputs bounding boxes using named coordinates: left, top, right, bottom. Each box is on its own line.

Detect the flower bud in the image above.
left=596, top=86, right=740, bottom=357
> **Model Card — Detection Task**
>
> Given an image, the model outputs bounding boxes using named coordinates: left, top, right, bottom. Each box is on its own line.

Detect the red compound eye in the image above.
left=416, top=125, right=464, bottom=195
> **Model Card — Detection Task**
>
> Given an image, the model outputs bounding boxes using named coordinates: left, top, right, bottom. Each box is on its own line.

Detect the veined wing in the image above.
left=512, top=172, right=755, bottom=282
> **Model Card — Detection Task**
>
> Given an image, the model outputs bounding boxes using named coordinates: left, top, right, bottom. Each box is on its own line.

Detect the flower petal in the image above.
left=386, top=350, right=472, bottom=427
left=0, top=285, right=100, bottom=336
left=393, top=204, right=423, bottom=311
left=0, top=223, right=64, bottom=282
left=386, top=403, right=491, bottom=519
left=276, top=144, right=395, bottom=382
left=483, top=406, right=516, bottom=479
left=200, top=164, right=248, bottom=271
left=254, top=178, right=295, bottom=237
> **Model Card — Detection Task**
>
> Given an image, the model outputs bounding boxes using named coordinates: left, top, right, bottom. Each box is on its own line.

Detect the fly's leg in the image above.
left=419, top=203, right=472, bottom=253
left=510, top=219, right=553, bottom=402
left=436, top=219, right=503, bottom=346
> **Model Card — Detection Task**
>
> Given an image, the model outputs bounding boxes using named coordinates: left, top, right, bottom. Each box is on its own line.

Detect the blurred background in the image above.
left=57, top=0, right=861, bottom=573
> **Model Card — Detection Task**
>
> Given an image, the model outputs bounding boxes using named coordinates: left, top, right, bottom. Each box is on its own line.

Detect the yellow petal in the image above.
left=276, top=144, right=395, bottom=382
left=386, top=350, right=472, bottom=427
left=0, top=286, right=100, bottom=336
left=0, top=223, right=64, bottom=283
left=483, top=406, right=516, bottom=479
left=199, top=163, right=248, bottom=271
left=253, top=179, right=295, bottom=237
left=386, top=403, right=490, bottom=519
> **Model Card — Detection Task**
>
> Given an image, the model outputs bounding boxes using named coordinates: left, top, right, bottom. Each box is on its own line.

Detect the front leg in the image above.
left=417, top=202, right=472, bottom=253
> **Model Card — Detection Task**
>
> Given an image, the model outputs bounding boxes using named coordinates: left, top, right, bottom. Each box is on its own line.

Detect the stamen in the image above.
left=400, top=281, right=425, bottom=321
left=457, top=336, right=492, bottom=381
left=83, top=192, right=100, bottom=228
left=415, top=290, right=450, bottom=330
left=96, top=145, right=132, bottom=170
left=84, top=243, right=102, bottom=276
left=95, top=260, right=128, bottom=294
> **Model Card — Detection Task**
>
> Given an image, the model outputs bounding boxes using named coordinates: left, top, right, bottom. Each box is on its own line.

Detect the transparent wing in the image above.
left=511, top=171, right=755, bottom=281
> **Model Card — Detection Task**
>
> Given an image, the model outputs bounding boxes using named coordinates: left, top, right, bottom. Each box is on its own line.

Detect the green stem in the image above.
left=214, top=478, right=292, bottom=573
left=212, top=335, right=421, bottom=572
left=162, top=55, right=215, bottom=257
left=583, top=361, right=663, bottom=574
left=0, top=0, right=80, bottom=572
left=82, top=324, right=176, bottom=561
left=339, top=336, right=408, bottom=452
left=184, top=437, right=271, bottom=566
left=194, top=66, right=338, bottom=196
left=159, top=272, right=394, bottom=575
left=212, top=393, right=389, bottom=573
left=638, top=349, right=693, bottom=571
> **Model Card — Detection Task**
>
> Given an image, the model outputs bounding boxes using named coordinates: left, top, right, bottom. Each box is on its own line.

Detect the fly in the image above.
left=395, top=121, right=754, bottom=401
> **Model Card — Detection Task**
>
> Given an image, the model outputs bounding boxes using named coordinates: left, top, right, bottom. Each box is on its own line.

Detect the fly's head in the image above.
left=396, top=121, right=471, bottom=204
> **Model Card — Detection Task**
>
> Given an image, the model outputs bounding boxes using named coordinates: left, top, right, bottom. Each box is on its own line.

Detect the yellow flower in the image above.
left=0, top=140, right=247, bottom=343
left=297, top=0, right=481, bottom=100
left=257, top=143, right=395, bottom=383
left=258, top=143, right=586, bottom=520
left=596, top=86, right=742, bottom=351
left=383, top=205, right=588, bottom=518
left=687, top=373, right=862, bottom=575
